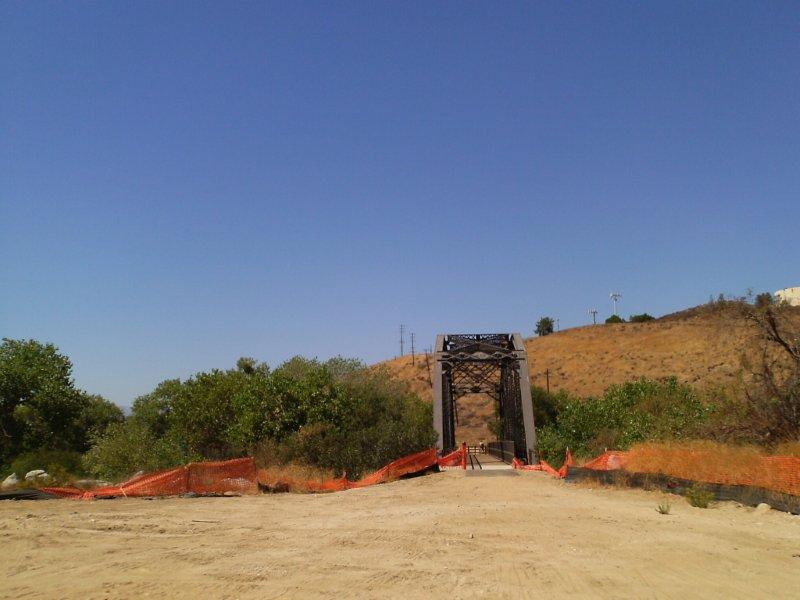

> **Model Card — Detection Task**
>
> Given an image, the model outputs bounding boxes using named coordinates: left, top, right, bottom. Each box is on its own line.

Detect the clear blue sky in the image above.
left=2, top=2, right=798, bottom=407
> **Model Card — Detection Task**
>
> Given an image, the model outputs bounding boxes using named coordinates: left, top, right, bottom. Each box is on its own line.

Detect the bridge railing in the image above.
left=487, top=440, right=515, bottom=464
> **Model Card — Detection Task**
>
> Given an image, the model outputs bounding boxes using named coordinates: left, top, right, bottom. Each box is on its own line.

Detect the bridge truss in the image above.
left=433, top=333, right=538, bottom=463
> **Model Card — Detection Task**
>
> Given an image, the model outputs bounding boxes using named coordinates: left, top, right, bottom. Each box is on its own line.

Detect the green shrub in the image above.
left=8, top=448, right=85, bottom=480
left=84, top=357, right=437, bottom=480
left=531, top=386, right=569, bottom=429
left=278, top=367, right=437, bottom=478
left=83, top=421, right=197, bottom=481
left=536, top=425, right=570, bottom=463
left=685, top=483, right=714, bottom=508
left=629, top=313, right=655, bottom=323
left=535, top=378, right=709, bottom=462
left=605, top=315, right=625, bottom=324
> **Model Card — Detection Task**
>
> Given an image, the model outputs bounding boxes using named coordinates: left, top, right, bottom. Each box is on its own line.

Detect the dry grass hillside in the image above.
left=380, top=303, right=800, bottom=443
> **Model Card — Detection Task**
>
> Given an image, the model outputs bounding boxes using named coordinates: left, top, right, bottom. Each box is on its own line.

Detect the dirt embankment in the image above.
left=383, top=307, right=777, bottom=401
left=380, top=305, right=800, bottom=443
left=2, top=472, right=799, bottom=598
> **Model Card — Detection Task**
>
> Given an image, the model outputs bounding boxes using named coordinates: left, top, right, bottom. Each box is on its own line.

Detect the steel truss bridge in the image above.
left=433, top=333, right=538, bottom=464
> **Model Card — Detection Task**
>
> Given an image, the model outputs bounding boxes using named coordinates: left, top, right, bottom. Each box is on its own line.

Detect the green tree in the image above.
left=0, top=339, right=83, bottom=462
left=73, top=394, right=124, bottom=451
left=0, top=338, right=123, bottom=470
left=605, top=314, right=625, bottom=324
left=535, top=317, right=555, bottom=336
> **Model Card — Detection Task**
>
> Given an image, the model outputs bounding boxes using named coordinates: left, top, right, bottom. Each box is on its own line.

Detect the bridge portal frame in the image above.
left=432, top=333, right=538, bottom=464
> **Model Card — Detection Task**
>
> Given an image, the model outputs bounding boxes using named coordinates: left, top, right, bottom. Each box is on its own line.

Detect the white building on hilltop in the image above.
left=775, top=287, right=800, bottom=306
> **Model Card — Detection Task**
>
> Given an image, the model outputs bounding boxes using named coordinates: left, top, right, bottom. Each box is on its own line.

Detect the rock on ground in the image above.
left=1, top=474, right=19, bottom=490
left=24, top=470, right=48, bottom=481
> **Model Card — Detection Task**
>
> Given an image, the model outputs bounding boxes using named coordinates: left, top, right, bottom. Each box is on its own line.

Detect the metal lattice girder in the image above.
left=433, top=333, right=538, bottom=463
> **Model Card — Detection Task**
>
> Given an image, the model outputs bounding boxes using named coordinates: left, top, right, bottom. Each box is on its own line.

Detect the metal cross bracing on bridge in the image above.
left=432, top=333, right=538, bottom=464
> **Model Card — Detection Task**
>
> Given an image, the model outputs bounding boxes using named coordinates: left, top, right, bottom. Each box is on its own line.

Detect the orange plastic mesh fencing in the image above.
left=437, top=446, right=466, bottom=468
left=259, top=448, right=440, bottom=492
left=621, top=445, right=800, bottom=496
left=512, top=450, right=573, bottom=478
left=577, top=445, right=800, bottom=497
left=40, top=486, right=85, bottom=499
left=511, top=458, right=542, bottom=471
left=42, top=457, right=257, bottom=500
left=43, top=450, right=441, bottom=498
left=186, top=457, right=257, bottom=495
left=581, top=451, right=629, bottom=471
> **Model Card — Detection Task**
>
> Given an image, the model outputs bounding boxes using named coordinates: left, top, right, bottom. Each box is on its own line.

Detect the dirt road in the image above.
left=2, top=471, right=798, bottom=598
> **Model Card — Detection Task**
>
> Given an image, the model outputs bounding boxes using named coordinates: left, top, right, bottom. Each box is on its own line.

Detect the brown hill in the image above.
left=380, top=304, right=800, bottom=443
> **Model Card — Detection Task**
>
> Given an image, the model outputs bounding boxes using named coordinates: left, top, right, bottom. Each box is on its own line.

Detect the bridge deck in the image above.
left=467, top=451, right=513, bottom=471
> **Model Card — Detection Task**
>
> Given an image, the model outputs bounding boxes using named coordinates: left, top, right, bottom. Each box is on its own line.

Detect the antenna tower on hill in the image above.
left=609, top=292, right=622, bottom=316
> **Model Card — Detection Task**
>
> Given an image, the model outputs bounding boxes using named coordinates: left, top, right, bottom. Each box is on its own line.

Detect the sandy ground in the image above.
left=2, top=471, right=799, bottom=599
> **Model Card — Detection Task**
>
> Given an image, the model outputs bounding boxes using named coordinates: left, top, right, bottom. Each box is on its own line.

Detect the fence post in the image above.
left=461, top=442, right=467, bottom=470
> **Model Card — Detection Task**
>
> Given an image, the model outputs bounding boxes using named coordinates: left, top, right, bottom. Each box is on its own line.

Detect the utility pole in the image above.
left=556, top=318, right=560, bottom=332
left=610, top=292, right=622, bottom=316
left=424, top=346, right=432, bottom=386
left=410, top=332, right=416, bottom=365
left=588, top=308, right=598, bottom=325
left=399, top=324, right=405, bottom=357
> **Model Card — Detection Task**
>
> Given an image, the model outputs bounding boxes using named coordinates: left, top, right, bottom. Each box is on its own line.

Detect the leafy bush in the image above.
left=536, top=425, right=570, bottom=463
left=605, top=315, right=625, bottom=324
left=277, top=367, right=437, bottom=478
left=8, top=449, right=85, bottom=480
left=629, top=313, right=655, bottom=323
left=83, top=421, right=197, bottom=480
left=535, top=378, right=709, bottom=462
left=84, top=357, right=437, bottom=480
left=530, top=386, right=568, bottom=429
left=685, top=483, right=714, bottom=508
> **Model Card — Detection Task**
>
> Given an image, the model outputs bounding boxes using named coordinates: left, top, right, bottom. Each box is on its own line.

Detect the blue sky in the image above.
left=2, top=2, right=798, bottom=407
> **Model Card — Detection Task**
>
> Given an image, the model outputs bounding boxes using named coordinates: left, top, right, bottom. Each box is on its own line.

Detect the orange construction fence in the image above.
left=40, top=446, right=470, bottom=499
left=580, top=448, right=800, bottom=497
left=38, top=444, right=799, bottom=499
left=42, top=457, right=258, bottom=500
left=512, top=450, right=573, bottom=478
left=512, top=447, right=800, bottom=497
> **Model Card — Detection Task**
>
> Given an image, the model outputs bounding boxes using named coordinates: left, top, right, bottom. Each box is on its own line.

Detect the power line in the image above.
left=588, top=308, right=598, bottom=325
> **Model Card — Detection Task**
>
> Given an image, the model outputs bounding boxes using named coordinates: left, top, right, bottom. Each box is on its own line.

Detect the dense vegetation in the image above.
left=85, top=356, right=436, bottom=480
left=2, top=298, right=797, bottom=483
left=532, top=378, right=710, bottom=462
left=0, top=342, right=436, bottom=482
